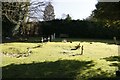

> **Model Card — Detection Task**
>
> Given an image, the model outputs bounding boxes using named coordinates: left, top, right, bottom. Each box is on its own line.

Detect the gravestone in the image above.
left=48, top=37, right=50, bottom=42
left=53, top=33, right=56, bottom=39
left=51, top=35, right=54, bottom=41
left=41, top=37, right=43, bottom=43
left=113, top=37, right=117, bottom=44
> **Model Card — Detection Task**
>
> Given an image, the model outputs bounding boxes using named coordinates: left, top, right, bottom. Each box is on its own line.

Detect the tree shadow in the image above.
left=2, top=60, right=94, bottom=79
left=102, top=56, right=120, bottom=69
left=2, top=59, right=120, bottom=80
left=88, top=77, right=120, bottom=80
left=101, top=56, right=120, bottom=80
left=102, top=56, right=120, bottom=62
left=86, top=68, right=120, bottom=80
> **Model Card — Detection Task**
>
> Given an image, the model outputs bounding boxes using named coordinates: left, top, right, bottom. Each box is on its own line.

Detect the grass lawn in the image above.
left=1, top=38, right=120, bottom=79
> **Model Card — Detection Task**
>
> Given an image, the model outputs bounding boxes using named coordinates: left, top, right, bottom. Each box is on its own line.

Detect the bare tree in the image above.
left=2, top=1, right=47, bottom=36
left=2, top=2, right=29, bottom=36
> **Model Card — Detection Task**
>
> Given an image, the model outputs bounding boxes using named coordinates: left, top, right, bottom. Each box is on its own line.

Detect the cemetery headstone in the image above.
left=48, top=37, right=50, bottom=42
left=113, top=37, right=117, bottom=44
left=53, top=33, right=56, bottom=39
left=41, top=37, right=43, bottom=43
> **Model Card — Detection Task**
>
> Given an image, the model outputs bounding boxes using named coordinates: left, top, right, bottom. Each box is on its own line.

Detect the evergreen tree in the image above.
left=43, top=2, right=55, bottom=21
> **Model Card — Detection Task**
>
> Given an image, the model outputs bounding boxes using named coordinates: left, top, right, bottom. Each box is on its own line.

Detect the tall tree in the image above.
left=91, top=2, right=120, bottom=39
left=93, top=2, right=120, bottom=21
left=92, top=2, right=120, bottom=28
left=2, top=1, right=46, bottom=36
left=43, top=2, right=55, bottom=21
left=2, top=2, right=29, bottom=36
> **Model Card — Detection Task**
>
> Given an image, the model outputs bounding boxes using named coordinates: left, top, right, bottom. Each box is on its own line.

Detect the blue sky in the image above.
left=52, top=0, right=98, bottom=20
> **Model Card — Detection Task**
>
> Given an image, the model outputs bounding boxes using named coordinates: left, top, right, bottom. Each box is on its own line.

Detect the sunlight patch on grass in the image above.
left=1, top=41, right=118, bottom=66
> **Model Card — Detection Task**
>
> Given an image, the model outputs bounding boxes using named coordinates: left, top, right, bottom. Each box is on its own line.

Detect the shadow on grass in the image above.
left=2, top=60, right=94, bottom=79
left=102, top=56, right=120, bottom=69
left=102, top=56, right=120, bottom=62
left=87, top=69, right=120, bottom=80
left=2, top=59, right=120, bottom=80
left=88, top=77, right=120, bottom=80
left=101, top=56, right=120, bottom=80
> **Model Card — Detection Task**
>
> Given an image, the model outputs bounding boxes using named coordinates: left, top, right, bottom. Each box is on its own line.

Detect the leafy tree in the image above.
left=93, top=2, right=120, bottom=20
left=43, top=2, right=55, bottom=21
left=91, top=2, right=120, bottom=38
left=92, top=2, right=120, bottom=27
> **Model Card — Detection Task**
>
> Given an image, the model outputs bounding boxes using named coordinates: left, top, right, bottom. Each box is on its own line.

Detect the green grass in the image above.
left=1, top=38, right=120, bottom=79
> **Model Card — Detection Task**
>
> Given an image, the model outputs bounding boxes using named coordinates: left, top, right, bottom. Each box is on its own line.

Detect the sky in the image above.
left=52, top=0, right=98, bottom=20
left=30, top=0, right=98, bottom=21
